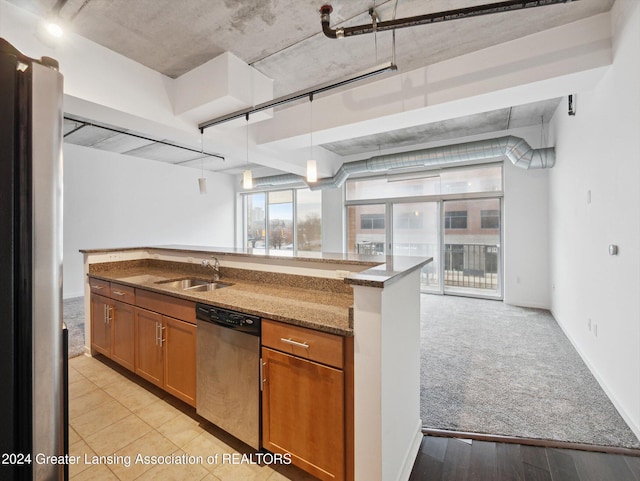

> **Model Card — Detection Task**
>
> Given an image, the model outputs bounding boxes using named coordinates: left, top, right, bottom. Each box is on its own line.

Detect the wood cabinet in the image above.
left=110, top=299, right=135, bottom=371
left=133, top=300, right=197, bottom=406
left=90, top=294, right=111, bottom=357
left=90, top=282, right=135, bottom=371
left=261, top=319, right=352, bottom=481
left=135, top=292, right=197, bottom=406
left=163, top=316, right=197, bottom=406
left=134, top=308, right=164, bottom=387
left=89, top=276, right=197, bottom=407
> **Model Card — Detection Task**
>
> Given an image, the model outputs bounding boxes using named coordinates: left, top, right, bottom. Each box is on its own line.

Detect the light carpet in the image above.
left=63, top=296, right=85, bottom=358
left=420, top=294, right=640, bottom=449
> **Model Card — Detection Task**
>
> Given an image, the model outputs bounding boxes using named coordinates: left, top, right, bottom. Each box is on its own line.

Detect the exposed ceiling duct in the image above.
left=251, top=136, right=555, bottom=190
left=320, top=0, right=577, bottom=39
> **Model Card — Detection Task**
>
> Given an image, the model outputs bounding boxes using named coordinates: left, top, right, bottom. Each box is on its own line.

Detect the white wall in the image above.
left=63, top=144, right=235, bottom=298
left=548, top=0, right=640, bottom=438
left=503, top=126, right=551, bottom=309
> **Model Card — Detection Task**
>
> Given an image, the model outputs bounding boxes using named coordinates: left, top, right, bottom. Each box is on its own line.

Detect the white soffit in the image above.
left=170, top=51, right=274, bottom=125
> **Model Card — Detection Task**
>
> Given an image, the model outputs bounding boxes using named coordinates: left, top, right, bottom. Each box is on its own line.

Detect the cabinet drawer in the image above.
left=136, top=289, right=197, bottom=325
left=110, top=283, right=135, bottom=305
left=262, top=319, right=344, bottom=369
left=89, top=278, right=111, bottom=297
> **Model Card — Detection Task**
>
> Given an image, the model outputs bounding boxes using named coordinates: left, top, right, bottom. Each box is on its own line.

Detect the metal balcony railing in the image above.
left=444, top=243, right=498, bottom=289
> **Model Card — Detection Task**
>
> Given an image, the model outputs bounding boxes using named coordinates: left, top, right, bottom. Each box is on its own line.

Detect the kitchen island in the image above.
left=81, top=245, right=431, bottom=481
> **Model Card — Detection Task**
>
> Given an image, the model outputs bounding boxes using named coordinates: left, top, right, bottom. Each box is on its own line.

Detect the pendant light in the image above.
left=242, top=113, right=253, bottom=189
left=198, top=130, right=207, bottom=194
left=306, top=93, right=318, bottom=183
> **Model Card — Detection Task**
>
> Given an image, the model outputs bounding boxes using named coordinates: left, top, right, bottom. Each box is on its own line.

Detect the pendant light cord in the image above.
left=309, top=93, right=313, bottom=160
left=246, top=112, right=250, bottom=166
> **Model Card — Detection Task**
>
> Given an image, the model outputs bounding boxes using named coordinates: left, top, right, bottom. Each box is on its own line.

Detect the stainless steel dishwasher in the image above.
left=196, top=303, right=261, bottom=450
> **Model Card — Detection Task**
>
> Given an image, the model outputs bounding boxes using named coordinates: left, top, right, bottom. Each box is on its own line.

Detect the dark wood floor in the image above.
left=409, top=435, right=640, bottom=481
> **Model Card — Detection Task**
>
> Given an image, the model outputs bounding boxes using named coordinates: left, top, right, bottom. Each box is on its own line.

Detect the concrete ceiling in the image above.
left=7, top=0, right=615, bottom=170
left=322, top=98, right=563, bottom=156
left=12, top=0, right=613, bottom=94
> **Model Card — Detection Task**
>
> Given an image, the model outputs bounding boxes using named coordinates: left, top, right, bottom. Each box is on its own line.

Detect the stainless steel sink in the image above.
left=185, top=282, right=233, bottom=292
left=155, top=278, right=232, bottom=291
left=156, top=278, right=209, bottom=289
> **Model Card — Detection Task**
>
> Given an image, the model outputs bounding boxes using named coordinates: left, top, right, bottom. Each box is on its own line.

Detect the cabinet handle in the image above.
left=155, top=322, right=159, bottom=346
left=106, top=305, right=113, bottom=324
left=112, top=290, right=126, bottom=297
left=91, top=285, right=104, bottom=290
left=280, top=337, right=309, bottom=349
left=260, top=359, right=266, bottom=391
left=160, top=326, right=166, bottom=345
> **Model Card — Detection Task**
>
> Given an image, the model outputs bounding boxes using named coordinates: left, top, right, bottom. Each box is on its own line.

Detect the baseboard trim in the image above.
left=550, top=307, right=640, bottom=444
left=397, top=420, right=423, bottom=481
left=423, top=427, right=640, bottom=457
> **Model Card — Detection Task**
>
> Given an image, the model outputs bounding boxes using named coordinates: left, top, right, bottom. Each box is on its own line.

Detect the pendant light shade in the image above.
left=306, top=159, right=317, bottom=183
left=243, top=169, right=253, bottom=190
left=198, top=177, right=207, bottom=194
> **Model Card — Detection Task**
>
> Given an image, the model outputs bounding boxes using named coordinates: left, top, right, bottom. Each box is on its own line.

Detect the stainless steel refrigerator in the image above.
left=0, top=38, right=67, bottom=481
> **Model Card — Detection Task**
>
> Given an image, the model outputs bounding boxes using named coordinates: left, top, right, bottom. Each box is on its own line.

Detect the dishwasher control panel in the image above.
left=196, top=303, right=261, bottom=336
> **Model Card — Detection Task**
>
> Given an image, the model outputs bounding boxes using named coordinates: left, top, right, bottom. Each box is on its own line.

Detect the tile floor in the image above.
left=69, top=354, right=319, bottom=481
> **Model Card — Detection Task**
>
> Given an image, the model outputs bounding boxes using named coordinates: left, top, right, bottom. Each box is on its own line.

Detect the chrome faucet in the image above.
left=201, top=256, right=220, bottom=281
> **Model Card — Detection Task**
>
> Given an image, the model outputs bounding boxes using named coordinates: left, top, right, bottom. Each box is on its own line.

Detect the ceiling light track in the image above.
left=320, top=0, right=577, bottom=39
left=64, top=115, right=225, bottom=161
left=198, top=61, right=396, bottom=131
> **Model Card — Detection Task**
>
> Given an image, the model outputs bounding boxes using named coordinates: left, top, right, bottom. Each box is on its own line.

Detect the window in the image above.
left=481, top=209, right=500, bottom=229
left=296, top=189, right=322, bottom=253
left=394, top=211, right=424, bottom=230
left=347, top=205, right=386, bottom=255
left=444, top=211, right=467, bottom=229
left=360, top=213, right=385, bottom=230
left=346, top=165, right=502, bottom=201
left=243, top=188, right=321, bottom=256
left=268, top=191, right=293, bottom=251
left=245, top=193, right=266, bottom=250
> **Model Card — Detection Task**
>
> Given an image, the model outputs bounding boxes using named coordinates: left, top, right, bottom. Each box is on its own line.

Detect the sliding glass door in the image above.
left=443, top=198, right=501, bottom=297
left=392, top=202, right=440, bottom=292
left=346, top=204, right=386, bottom=255
left=345, top=164, right=503, bottom=299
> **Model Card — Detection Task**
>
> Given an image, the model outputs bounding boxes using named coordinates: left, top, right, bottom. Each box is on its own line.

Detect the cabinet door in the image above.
left=90, top=294, right=111, bottom=357
left=134, top=308, right=163, bottom=387
left=163, top=316, right=196, bottom=407
left=111, top=300, right=135, bottom=371
left=262, top=347, right=345, bottom=481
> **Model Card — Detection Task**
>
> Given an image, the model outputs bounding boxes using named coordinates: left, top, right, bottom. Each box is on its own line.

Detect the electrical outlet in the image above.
left=336, top=270, right=350, bottom=279
left=187, top=257, right=193, bottom=263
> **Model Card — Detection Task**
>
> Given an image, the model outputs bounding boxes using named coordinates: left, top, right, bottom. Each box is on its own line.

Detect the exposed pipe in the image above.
left=320, top=0, right=575, bottom=40
left=250, top=173, right=308, bottom=189
left=250, top=136, right=554, bottom=190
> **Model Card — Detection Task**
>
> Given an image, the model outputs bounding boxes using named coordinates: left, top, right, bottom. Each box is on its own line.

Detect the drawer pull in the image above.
left=280, top=337, right=309, bottom=349
left=112, top=290, right=126, bottom=296
left=91, top=285, right=104, bottom=290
